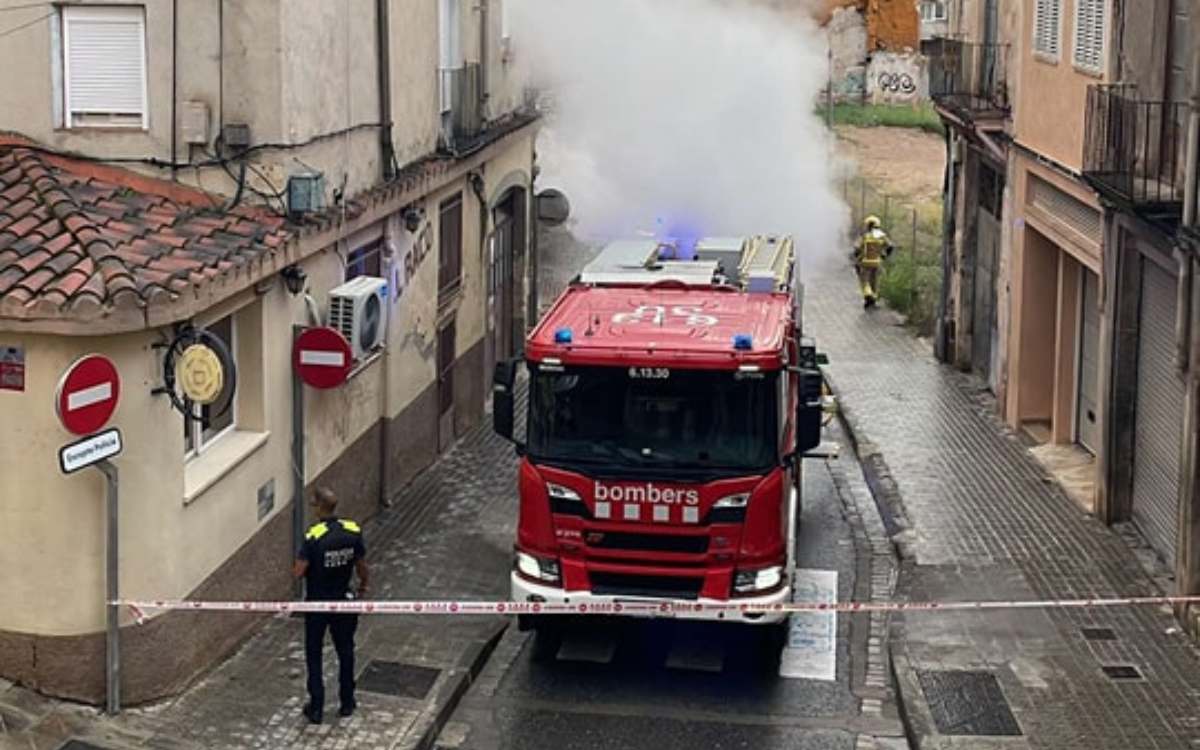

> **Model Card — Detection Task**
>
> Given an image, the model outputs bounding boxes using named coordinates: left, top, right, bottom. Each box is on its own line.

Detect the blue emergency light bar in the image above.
left=555, top=328, right=574, bottom=344
left=733, top=334, right=753, bottom=350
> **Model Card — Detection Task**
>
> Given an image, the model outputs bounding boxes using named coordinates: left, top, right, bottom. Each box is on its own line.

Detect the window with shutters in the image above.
left=1033, top=0, right=1063, bottom=61
left=60, top=5, right=148, bottom=129
left=1073, top=0, right=1107, bottom=74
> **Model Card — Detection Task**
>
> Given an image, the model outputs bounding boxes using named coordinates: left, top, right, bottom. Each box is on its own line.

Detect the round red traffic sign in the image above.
left=293, top=327, right=353, bottom=389
left=55, top=354, right=121, bottom=435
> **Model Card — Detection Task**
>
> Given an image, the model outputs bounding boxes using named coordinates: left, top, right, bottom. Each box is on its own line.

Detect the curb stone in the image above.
left=824, top=369, right=923, bottom=750
left=402, top=619, right=509, bottom=750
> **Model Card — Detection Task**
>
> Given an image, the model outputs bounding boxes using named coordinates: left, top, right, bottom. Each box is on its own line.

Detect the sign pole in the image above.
left=96, top=459, right=120, bottom=715
left=292, top=325, right=306, bottom=599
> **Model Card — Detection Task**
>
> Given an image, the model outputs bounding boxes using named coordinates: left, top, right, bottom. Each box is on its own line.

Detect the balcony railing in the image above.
left=439, top=63, right=484, bottom=153
left=1083, top=84, right=1188, bottom=212
left=927, top=38, right=1009, bottom=118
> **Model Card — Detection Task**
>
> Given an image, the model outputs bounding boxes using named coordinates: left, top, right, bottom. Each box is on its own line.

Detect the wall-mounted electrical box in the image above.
left=181, top=101, right=210, bottom=145
left=287, top=172, right=326, bottom=218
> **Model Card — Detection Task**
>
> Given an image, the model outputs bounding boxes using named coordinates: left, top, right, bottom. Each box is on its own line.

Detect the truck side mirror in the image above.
left=493, top=359, right=519, bottom=443
left=794, top=368, right=823, bottom=454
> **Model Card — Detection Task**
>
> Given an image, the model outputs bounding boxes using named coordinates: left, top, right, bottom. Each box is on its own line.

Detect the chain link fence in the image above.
left=841, top=175, right=943, bottom=335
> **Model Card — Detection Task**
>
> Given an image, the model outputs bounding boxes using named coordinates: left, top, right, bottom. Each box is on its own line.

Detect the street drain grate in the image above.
left=57, top=742, right=110, bottom=750
left=1101, top=665, right=1143, bottom=681
left=358, top=660, right=441, bottom=699
left=916, top=669, right=1022, bottom=736
left=1081, top=627, right=1118, bottom=641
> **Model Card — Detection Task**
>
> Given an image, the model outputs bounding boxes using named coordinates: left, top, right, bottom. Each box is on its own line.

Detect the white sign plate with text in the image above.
left=59, top=428, right=122, bottom=474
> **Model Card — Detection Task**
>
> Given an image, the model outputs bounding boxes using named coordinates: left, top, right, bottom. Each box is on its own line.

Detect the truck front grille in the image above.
left=585, top=531, right=709, bottom=554
left=589, top=572, right=704, bottom=600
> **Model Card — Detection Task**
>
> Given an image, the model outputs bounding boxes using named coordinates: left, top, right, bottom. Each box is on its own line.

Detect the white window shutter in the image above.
left=63, top=6, right=147, bottom=126
left=1073, top=0, right=1106, bottom=72
left=1034, top=0, right=1063, bottom=58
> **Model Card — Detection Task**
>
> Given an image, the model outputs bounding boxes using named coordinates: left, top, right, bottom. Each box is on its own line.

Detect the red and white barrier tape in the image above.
left=115, top=595, right=1200, bottom=625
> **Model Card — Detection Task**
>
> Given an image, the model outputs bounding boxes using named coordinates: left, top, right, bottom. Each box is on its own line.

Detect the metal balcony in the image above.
left=927, top=39, right=1009, bottom=120
left=1083, top=84, right=1188, bottom=213
left=439, top=63, right=484, bottom=154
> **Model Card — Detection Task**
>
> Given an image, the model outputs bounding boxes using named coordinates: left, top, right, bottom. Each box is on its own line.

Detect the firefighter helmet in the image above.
left=863, top=215, right=881, bottom=230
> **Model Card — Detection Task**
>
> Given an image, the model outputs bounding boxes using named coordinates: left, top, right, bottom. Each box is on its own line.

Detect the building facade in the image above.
left=936, top=0, right=1200, bottom=626
left=1081, top=0, right=1200, bottom=615
left=0, top=0, right=538, bottom=703
left=929, top=0, right=1019, bottom=395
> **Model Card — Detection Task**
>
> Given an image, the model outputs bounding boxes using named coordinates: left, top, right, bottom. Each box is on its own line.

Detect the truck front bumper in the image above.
left=511, top=572, right=791, bottom=625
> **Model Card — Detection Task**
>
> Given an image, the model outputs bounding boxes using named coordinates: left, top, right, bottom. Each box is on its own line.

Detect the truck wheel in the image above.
left=757, top=620, right=789, bottom=667
left=522, top=615, right=564, bottom=661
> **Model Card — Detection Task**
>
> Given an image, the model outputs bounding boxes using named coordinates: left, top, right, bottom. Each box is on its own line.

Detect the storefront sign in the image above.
left=177, top=344, right=225, bottom=404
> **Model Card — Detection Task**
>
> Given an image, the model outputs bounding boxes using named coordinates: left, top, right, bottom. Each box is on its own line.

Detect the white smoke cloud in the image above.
left=509, top=0, right=850, bottom=262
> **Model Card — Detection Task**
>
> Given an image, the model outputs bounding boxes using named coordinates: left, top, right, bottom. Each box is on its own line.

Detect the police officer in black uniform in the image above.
left=293, top=487, right=369, bottom=725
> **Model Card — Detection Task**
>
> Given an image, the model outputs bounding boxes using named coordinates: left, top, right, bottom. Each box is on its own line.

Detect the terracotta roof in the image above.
left=0, top=144, right=292, bottom=323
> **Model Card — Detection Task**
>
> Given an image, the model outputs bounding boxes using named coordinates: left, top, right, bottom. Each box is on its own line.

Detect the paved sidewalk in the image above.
left=0, top=409, right=522, bottom=750
left=805, top=256, right=1200, bottom=749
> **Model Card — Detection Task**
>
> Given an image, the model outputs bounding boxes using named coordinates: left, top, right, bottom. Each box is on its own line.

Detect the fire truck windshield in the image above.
left=528, top=365, right=779, bottom=474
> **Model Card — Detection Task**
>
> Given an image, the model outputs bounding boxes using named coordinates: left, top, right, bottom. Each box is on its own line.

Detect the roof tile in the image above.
left=52, top=270, right=91, bottom=299
left=6, top=215, right=38, bottom=238
left=0, top=142, right=307, bottom=323
left=18, top=268, right=54, bottom=294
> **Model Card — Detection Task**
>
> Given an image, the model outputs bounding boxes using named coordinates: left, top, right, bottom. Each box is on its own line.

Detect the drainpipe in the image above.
left=528, top=150, right=539, bottom=326
left=376, top=0, right=396, bottom=181
left=379, top=223, right=396, bottom=508
left=1177, top=40, right=1200, bottom=372
left=170, top=0, right=178, bottom=176
left=936, top=128, right=957, bottom=363
left=1184, top=34, right=1200, bottom=229
left=478, top=0, right=489, bottom=119
left=1178, top=248, right=1193, bottom=373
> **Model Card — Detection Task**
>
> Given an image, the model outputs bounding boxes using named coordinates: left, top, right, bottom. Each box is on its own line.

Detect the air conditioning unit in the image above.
left=328, top=276, right=388, bottom=360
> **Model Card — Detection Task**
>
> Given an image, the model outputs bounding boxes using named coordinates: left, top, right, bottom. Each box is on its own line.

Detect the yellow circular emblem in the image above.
left=177, top=344, right=225, bottom=405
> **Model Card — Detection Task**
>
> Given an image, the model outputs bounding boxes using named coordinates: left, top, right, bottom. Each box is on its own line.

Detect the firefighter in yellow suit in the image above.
left=853, top=216, right=895, bottom=308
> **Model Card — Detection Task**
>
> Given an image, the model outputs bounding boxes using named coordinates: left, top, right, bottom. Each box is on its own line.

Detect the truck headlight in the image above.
left=547, top=483, right=582, bottom=502
left=547, top=482, right=587, bottom=517
left=713, top=492, right=750, bottom=509
left=733, top=565, right=784, bottom=595
left=515, top=551, right=561, bottom=584
left=711, top=492, right=750, bottom=523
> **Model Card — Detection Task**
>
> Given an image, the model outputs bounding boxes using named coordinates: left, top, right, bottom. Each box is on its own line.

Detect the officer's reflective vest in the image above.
left=858, top=229, right=890, bottom=267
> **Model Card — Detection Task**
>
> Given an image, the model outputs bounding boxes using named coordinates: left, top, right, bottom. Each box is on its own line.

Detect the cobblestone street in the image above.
left=805, top=255, right=1200, bottom=749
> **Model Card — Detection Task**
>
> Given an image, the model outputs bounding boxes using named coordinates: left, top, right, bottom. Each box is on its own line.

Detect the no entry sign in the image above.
left=293, top=327, right=353, bottom=389
left=56, top=354, right=121, bottom=435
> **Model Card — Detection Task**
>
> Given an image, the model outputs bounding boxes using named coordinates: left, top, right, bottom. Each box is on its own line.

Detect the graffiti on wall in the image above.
left=867, top=52, right=926, bottom=104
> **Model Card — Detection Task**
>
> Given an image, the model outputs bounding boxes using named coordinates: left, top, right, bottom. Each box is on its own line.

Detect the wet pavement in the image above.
left=804, top=254, right=1200, bottom=749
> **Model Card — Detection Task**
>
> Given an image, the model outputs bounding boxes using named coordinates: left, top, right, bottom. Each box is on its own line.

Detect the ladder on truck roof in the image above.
left=575, top=235, right=795, bottom=293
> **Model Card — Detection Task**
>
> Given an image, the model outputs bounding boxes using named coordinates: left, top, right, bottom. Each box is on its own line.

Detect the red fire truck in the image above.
left=491, top=235, right=826, bottom=636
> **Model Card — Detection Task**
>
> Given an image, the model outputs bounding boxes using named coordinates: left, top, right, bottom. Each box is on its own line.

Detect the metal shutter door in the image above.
left=63, top=7, right=146, bottom=122
left=1077, top=271, right=1101, bottom=453
left=1132, top=260, right=1184, bottom=564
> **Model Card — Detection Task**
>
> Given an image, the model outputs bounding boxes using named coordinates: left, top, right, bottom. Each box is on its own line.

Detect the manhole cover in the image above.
left=358, top=660, right=441, bottom=699
left=1081, top=627, right=1118, bottom=641
left=916, top=670, right=1022, bottom=736
left=1101, top=665, right=1142, bottom=680
left=58, top=742, right=110, bottom=750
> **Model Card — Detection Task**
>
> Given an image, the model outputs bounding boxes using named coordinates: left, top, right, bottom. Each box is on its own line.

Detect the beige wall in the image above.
left=1015, top=0, right=1109, bottom=170
left=0, top=130, right=535, bottom=639
left=0, top=0, right=526, bottom=209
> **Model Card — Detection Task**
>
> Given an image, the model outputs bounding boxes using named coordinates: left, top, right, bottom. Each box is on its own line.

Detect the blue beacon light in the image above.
left=555, top=328, right=574, bottom=344
left=733, top=334, right=753, bottom=351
